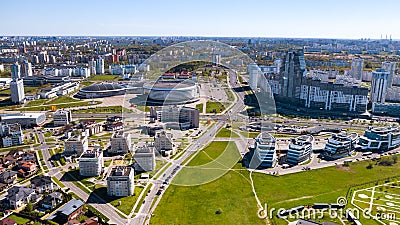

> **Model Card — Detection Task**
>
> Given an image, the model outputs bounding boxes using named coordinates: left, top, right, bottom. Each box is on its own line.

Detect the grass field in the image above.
left=88, top=74, right=120, bottom=81
left=47, top=96, right=80, bottom=105
left=205, top=101, right=226, bottom=114
left=240, top=131, right=259, bottom=138
left=151, top=147, right=400, bottom=225
left=7, top=215, right=30, bottom=224
left=351, top=179, right=400, bottom=224
left=215, top=128, right=239, bottom=138
left=26, top=99, right=48, bottom=106
left=92, top=186, right=145, bottom=215
left=22, top=100, right=100, bottom=111
left=195, top=103, right=203, bottom=112
left=72, top=106, right=122, bottom=114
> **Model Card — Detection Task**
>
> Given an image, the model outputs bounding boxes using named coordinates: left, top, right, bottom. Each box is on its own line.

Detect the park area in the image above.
left=151, top=143, right=400, bottom=225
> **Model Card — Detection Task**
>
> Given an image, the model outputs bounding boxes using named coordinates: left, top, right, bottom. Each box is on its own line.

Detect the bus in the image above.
left=363, top=152, right=373, bottom=156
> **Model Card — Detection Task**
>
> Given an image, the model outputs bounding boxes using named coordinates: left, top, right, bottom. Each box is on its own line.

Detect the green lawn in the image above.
left=205, top=101, right=227, bottom=114
left=136, top=105, right=150, bottom=112
left=72, top=106, right=122, bottom=114
left=104, top=160, right=113, bottom=167
left=215, top=128, right=239, bottom=138
left=80, top=81, right=95, bottom=86
left=195, top=103, right=203, bottom=112
left=47, top=96, right=80, bottom=105
left=224, top=88, right=235, bottom=101
left=7, top=215, right=30, bottom=224
left=52, top=176, right=65, bottom=188
left=26, top=99, right=48, bottom=106
left=151, top=146, right=400, bottom=225
left=92, top=186, right=145, bottom=215
left=22, top=100, right=100, bottom=111
left=88, top=75, right=120, bottom=81
left=240, top=131, right=259, bottom=138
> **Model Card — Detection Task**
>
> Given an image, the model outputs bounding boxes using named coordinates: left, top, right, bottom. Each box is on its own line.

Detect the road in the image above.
left=132, top=71, right=245, bottom=225
left=36, top=130, right=128, bottom=225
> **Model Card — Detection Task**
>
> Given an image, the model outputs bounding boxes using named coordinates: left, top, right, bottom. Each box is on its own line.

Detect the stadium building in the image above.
left=143, top=79, right=200, bottom=105
left=75, top=83, right=126, bottom=99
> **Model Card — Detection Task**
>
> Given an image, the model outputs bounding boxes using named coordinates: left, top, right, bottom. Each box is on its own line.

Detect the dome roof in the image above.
left=81, top=83, right=124, bottom=92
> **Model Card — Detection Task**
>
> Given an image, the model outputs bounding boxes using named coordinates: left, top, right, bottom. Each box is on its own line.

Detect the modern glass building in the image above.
left=253, top=132, right=277, bottom=168
left=287, top=135, right=314, bottom=165
left=323, top=132, right=358, bottom=160
left=358, top=126, right=400, bottom=152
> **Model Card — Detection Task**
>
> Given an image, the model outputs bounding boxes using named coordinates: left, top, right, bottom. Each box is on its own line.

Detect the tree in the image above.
left=25, top=202, right=33, bottom=212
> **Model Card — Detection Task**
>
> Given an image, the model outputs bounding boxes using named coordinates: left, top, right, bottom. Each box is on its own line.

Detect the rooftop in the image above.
left=80, top=149, right=102, bottom=158
left=81, top=83, right=124, bottom=92
left=110, top=166, right=132, bottom=177
left=47, top=199, right=84, bottom=220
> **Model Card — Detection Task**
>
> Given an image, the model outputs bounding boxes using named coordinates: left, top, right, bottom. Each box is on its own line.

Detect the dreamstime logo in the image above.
left=257, top=197, right=396, bottom=221
left=336, top=196, right=347, bottom=205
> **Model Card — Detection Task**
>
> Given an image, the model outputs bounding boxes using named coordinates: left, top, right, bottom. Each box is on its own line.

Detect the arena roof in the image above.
left=81, top=83, right=124, bottom=92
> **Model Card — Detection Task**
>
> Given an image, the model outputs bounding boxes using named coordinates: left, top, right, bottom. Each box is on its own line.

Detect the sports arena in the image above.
left=75, top=83, right=126, bottom=99
left=143, top=79, right=200, bottom=104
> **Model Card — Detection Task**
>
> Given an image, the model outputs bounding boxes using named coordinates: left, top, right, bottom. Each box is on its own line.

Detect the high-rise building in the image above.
left=154, top=130, right=174, bottom=156
left=212, top=54, right=221, bottom=66
left=107, top=166, right=134, bottom=196
left=110, top=132, right=132, bottom=154
left=96, top=58, right=104, bottom=74
left=10, top=79, right=25, bottom=104
left=79, top=148, right=104, bottom=177
left=11, top=63, right=21, bottom=79
left=351, top=58, right=364, bottom=80
left=248, top=63, right=260, bottom=90
left=370, top=68, right=390, bottom=104
left=381, top=61, right=396, bottom=88
left=88, top=59, right=96, bottom=75
left=252, top=132, right=277, bottom=168
left=280, top=49, right=307, bottom=98
left=265, top=50, right=368, bottom=114
left=53, top=109, right=72, bottom=126
left=134, top=145, right=156, bottom=172
left=64, top=135, right=88, bottom=156
left=21, top=61, right=32, bottom=77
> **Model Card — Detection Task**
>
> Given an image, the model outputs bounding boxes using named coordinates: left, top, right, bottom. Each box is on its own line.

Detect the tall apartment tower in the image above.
left=96, top=58, right=105, bottom=74
left=88, top=59, right=96, bottom=75
left=280, top=49, right=307, bottom=98
left=381, top=61, right=396, bottom=88
left=21, top=60, right=33, bottom=77
left=248, top=63, right=260, bottom=90
left=370, top=68, right=390, bottom=104
left=10, top=79, right=25, bottom=104
left=351, top=58, right=364, bottom=80
left=11, top=63, right=21, bottom=79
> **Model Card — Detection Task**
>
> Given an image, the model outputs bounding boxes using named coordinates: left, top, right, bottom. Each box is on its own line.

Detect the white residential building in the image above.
left=109, top=132, right=132, bottom=154
left=53, top=109, right=72, bottom=126
left=64, top=135, right=88, bottom=156
left=79, top=148, right=104, bottom=176
left=107, top=166, right=134, bottom=196
left=10, top=79, right=25, bottom=104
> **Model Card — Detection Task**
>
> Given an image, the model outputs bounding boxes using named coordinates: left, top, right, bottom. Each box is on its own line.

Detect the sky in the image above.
left=1, top=0, right=400, bottom=39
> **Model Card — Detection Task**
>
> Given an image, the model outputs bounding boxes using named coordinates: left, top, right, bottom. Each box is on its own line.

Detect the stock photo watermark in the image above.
left=257, top=197, right=396, bottom=221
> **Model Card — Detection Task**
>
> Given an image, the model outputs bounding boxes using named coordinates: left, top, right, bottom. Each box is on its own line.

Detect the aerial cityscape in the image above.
left=1, top=1, right=400, bottom=225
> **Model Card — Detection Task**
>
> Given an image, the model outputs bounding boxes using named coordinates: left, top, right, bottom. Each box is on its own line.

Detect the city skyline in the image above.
left=2, top=0, right=400, bottom=39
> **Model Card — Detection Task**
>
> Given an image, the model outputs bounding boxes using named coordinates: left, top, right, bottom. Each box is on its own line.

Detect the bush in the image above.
left=60, top=157, right=66, bottom=166
left=379, top=157, right=396, bottom=166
